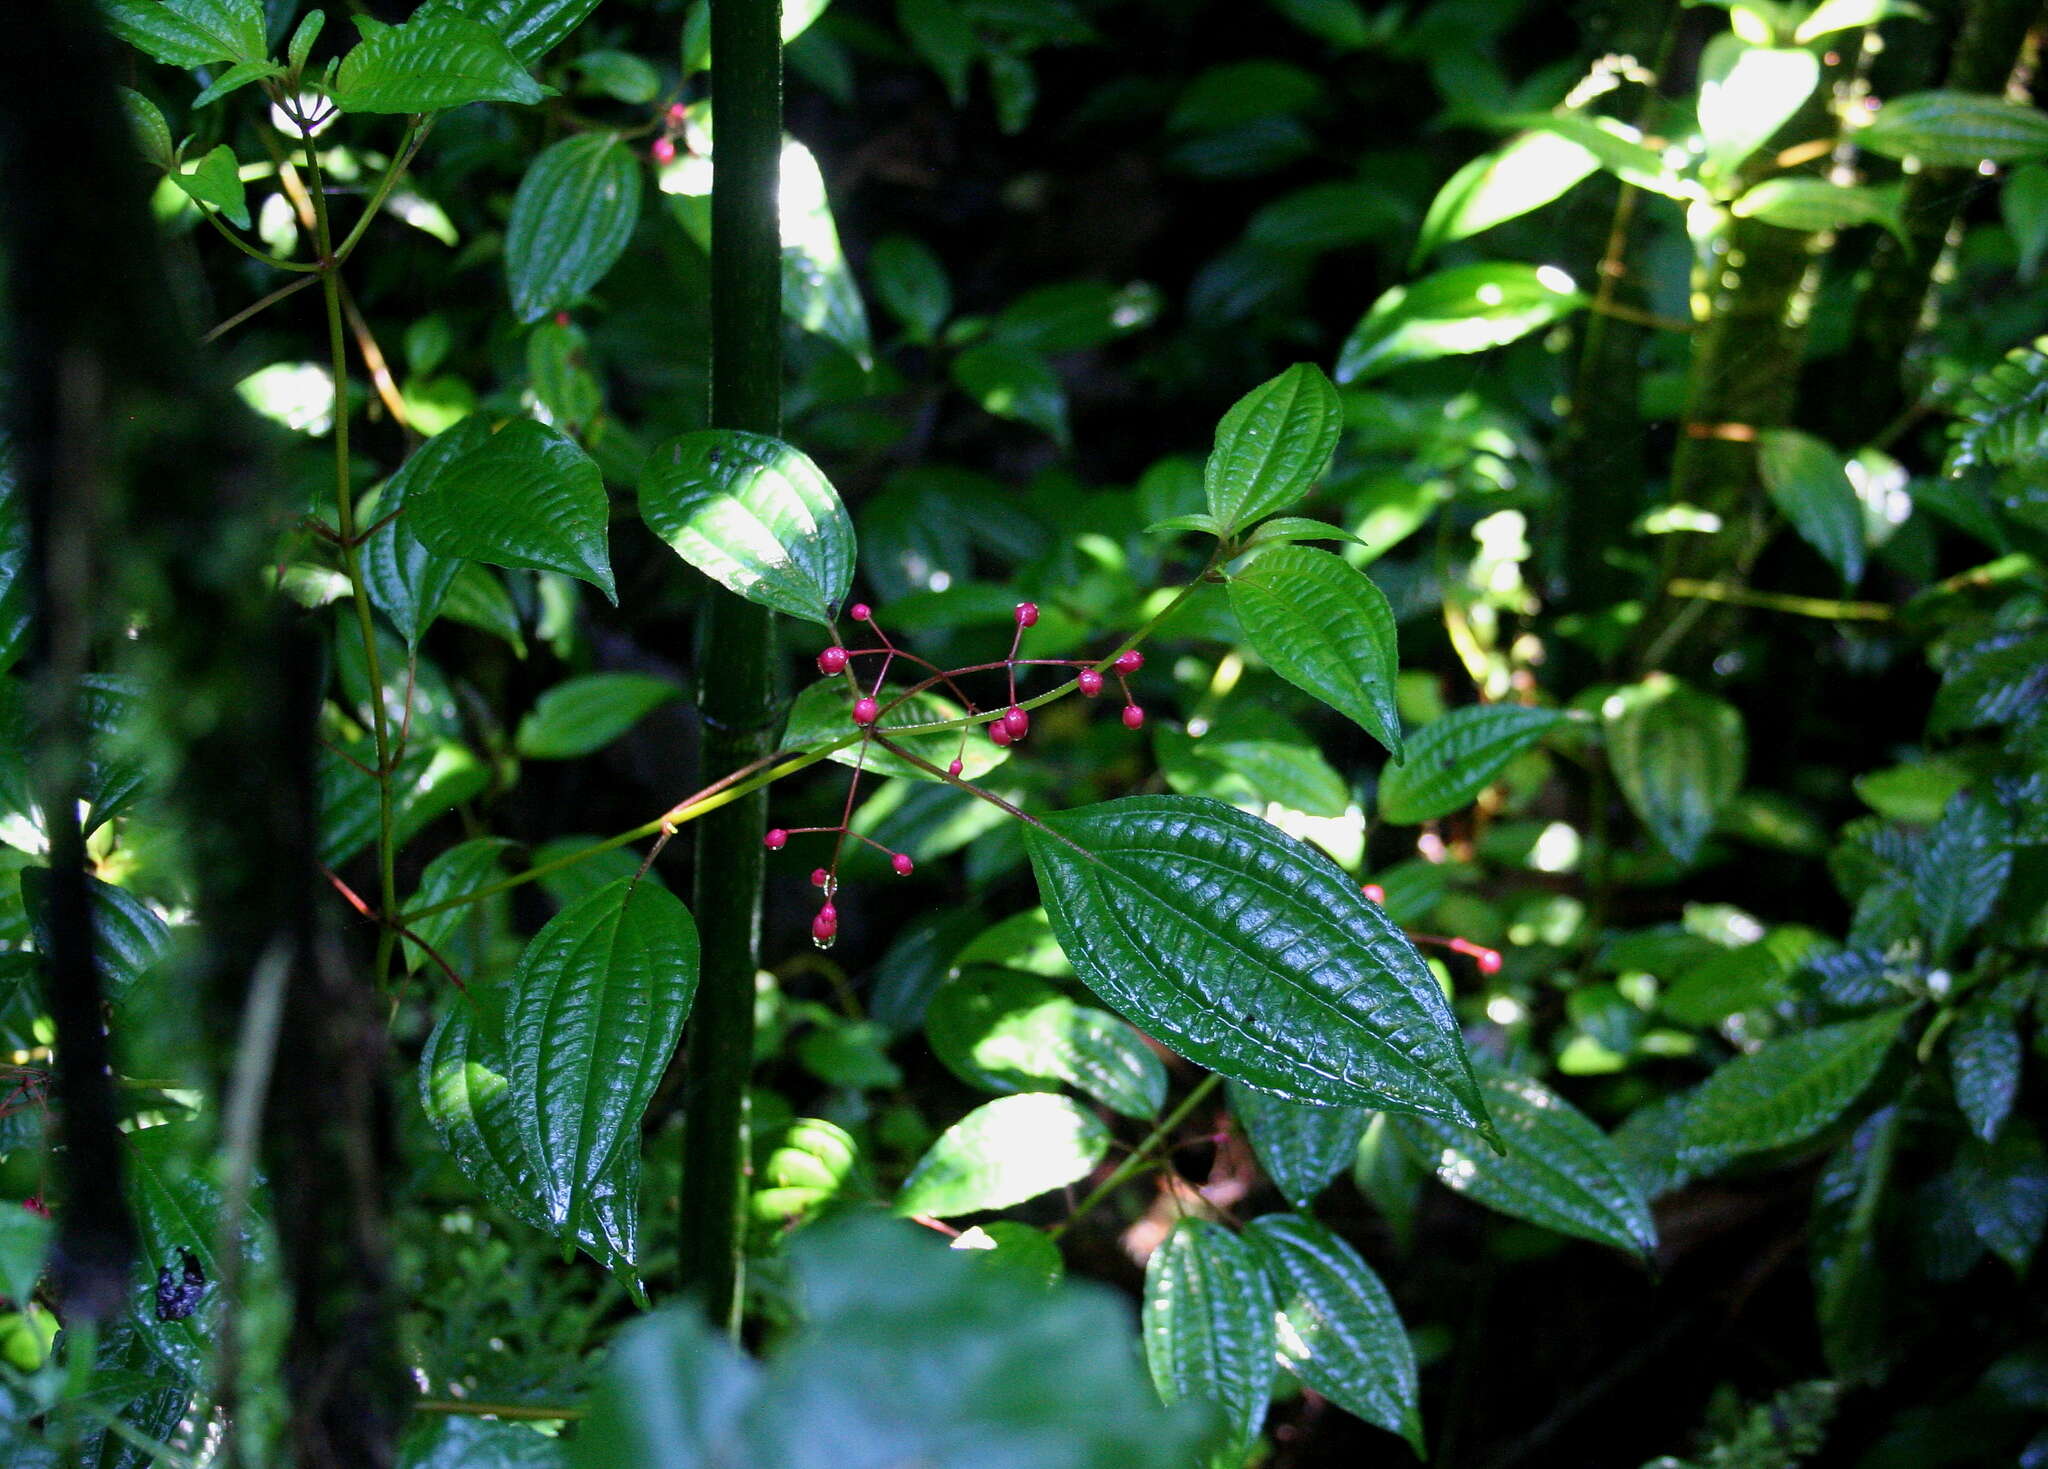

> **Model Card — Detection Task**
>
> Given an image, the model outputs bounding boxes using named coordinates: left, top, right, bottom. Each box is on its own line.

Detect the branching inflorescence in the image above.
left=765, top=600, right=1149, bottom=948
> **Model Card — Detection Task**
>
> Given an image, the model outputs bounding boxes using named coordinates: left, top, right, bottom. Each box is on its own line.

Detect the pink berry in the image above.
left=989, top=721, right=1013, bottom=747
left=849, top=603, right=872, bottom=622
left=852, top=697, right=879, bottom=726
left=892, top=853, right=914, bottom=876
left=1014, top=601, right=1039, bottom=627
left=667, top=102, right=688, bottom=124
left=764, top=828, right=788, bottom=849
left=947, top=758, right=964, bottom=777
left=1477, top=948, right=1503, bottom=976
left=812, top=909, right=838, bottom=942
left=1113, top=650, right=1144, bottom=675
left=818, top=646, right=849, bottom=674
left=1003, top=705, right=1029, bottom=739
left=652, top=136, right=677, bottom=164
left=811, top=867, right=830, bottom=887
left=1121, top=704, right=1145, bottom=730
left=1078, top=668, right=1104, bottom=697
left=1361, top=883, right=1386, bottom=904
left=553, top=311, right=571, bottom=328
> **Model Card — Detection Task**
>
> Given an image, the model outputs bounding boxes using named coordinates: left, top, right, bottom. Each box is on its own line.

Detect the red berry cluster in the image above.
left=763, top=598, right=1154, bottom=947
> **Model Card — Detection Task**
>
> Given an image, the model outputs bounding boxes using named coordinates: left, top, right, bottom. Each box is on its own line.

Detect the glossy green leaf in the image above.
left=950, top=1220, right=1065, bottom=1288
left=1203, top=364, right=1342, bottom=535
left=1227, top=1083, right=1368, bottom=1208
left=1337, top=262, right=1585, bottom=383
left=1860, top=90, right=2048, bottom=167
left=362, top=419, right=492, bottom=647
left=507, top=879, right=696, bottom=1259
left=1412, top=130, right=1599, bottom=266
left=1931, top=626, right=2048, bottom=734
left=399, top=1414, right=568, bottom=1468
left=420, top=991, right=638, bottom=1282
left=505, top=134, right=644, bottom=323
left=926, top=967, right=1167, bottom=1119
left=1678, top=1010, right=1905, bottom=1167
left=640, top=430, right=856, bottom=627
left=1377, top=704, right=1563, bottom=824
left=315, top=737, right=487, bottom=866
left=1239, top=515, right=1359, bottom=550
left=778, top=138, right=872, bottom=366
left=1502, top=111, right=1687, bottom=197
left=1142, top=1219, right=1276, bottom=1464
left=514, top=673, right=682, bottom=760
left=894, top=1093, right=1110, bottom=1217
left=1697, top=38, right=1819, bottom=178
left=993, top=281, right=1158, bottom=353
left=18, top=869, right=170, bottom=1005
left=1912, top=795, right=2011, bottom=961
left=1228, top=546, right=1403, bottom=760
left=1796, top=0, right=1927, bottom=40
left=1757, top=429, right=1865, bottom=584
left=1952, top=1122, right=2048, bottom=1271
left=750, top=1117, right=865, bottom=1235
left=457, top=0, right=605, bottom=64
left=0, top=1210, right=48, bottom=1311
left=192, top=58, right=284, bottom=108
left=1023, top=795, right=1494, bottom=1134
left=1391, top=1069, right=1658, bottom=1258
left=0, top=675, right=151, bottom=836
left=408, top=419, right=615, bottom=601
left=896, top=0, right=977, bottom=105
left=101, top=0, right=263, bottom=67
left=331, top=12, right=552, bottom=113
left=1166, top=726, right=1351, bottom=819
left=951, top=343, right=1069, bottom=445
left=869, top=235, right=952, bottom=343
left=1245, top=1213, right=1422, bottom=1454
left=123, top=1123, right=266, bottom=1381
left=1731, top=178, right=1903, bottom=238
left=1949, top=994, right=2022, bottom=1143
left=781, top=678, right=1007, bottom=782
left=1603, top=675, right=1745, bottom=865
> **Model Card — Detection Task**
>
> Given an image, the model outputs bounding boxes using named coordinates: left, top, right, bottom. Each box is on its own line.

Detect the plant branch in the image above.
left=1051, top=1073, right=1224, bottom=1240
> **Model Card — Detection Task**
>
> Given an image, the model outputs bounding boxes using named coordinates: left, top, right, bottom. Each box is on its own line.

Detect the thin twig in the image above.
left=203, top=273, right=320, bottom=343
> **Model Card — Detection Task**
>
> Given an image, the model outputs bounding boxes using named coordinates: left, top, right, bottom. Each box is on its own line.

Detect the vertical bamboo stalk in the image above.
left=681, top=0, right=783, bottom=1333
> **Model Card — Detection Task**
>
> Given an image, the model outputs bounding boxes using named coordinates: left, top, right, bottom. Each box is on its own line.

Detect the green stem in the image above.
left=303, top=144, right=398, bottom=981
left=412, top=1399, right=586, bottom=1421
left=198, top=203, right=322, bottom=272
left=1051, top=1073, right=1224, bottom=1240
left=679, top=0, right=784, bottom=1338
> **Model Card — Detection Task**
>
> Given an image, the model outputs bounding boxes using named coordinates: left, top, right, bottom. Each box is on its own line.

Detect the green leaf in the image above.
left=1757, top=428, right=1866, bottom=583
left=0, top=1209, right=49, bottom=1312
left=1852, top=759, right=1968, bottom=824
left=505, top=134, right=644, bottom=324
left=1949, top=994, right=2022, bottom=1143
left=400, top=1415, right=567, bottom=1468
left=1412, top=130, right=1599, bottom=266
left=171, top=145, right=249, bottom=229
left=896, top=0, right=977, bottom=106
left=1796, top=0, right=1926, bottom=41
left=1228, top=546, right=1402, bottom=760
left=1244, top=1213, right=1422, bottom=1454
left=1227, top=1083, right=1368, bottom=1208
left=403, top=836, right=514, bottom=978
left=508, top=878, right=698, bottom=1258
left=779, top=139, right=873, bottom=367
left=869, top=235, right=952, bottom=343
left=1912, top=794, right=2011, bottom=961
left=331, top=12, right=552, bottom=113
left=514, top=673, right=682, bottom=760
left=993, top=281, right=1159, bottom=353
left=750, top=1116, right=866, bottom=1235
left=407, top=419, right=615, bottom=601
left=894, top=1093, right=1110, bottom=1217
left=1337, top=263, right=1584, bottom=383
left=1142, top=1219, right=1276, bottom=1464
left=316, top=737, right=488, bottom=866
left=1952, top=1122, right=2048, bottom=1271
left=362, top=417, right=490, bottom=647
left=1731, top=178, right=1904, bottom=238
left=781, top=679, right=1009, bottom=783
left=19, top=869, right=171, bottom=1005
left=950, top=1220, right=1065, bottom=1289
left=420, top=990, right=638, bottom=1281
left=1239, top=516, right=1360, bottom=550
left=1377, top=704, right=1563, bottom=824
left=1390, top=1070, right=1658, bottom=1258
left=640, top=430, right=856, bottom=627
left=122, top=1123, right=266, bottom=1381
left=1501, top=112, right=1689, bottom=198
left=1678, top=1010, right=1905, bottom=1168
left=1697, top=38, right=1819, bottom=178
left=287, top=8, right=325, bottom=73
left=1860, top=90, right=2048, bottom=167
left=192, top=58, right=283, bottom=108
left=456, top=0, right=605, bottom=65
left=101, top=0, right=264, bottom=67
left=1931, top=626, right=2048, bottom=734
left=1603, top=675, right=1745, bottom=865
left=1168, top=727, right=1351, bottom=819
left=951, top=344, right=1070, bottom=445
left=1022, top=795, right=1494, bottom=1134
left=1202, top=364, right=1343, bottom=535
left=925, top=967, right=1167, bottom=1119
